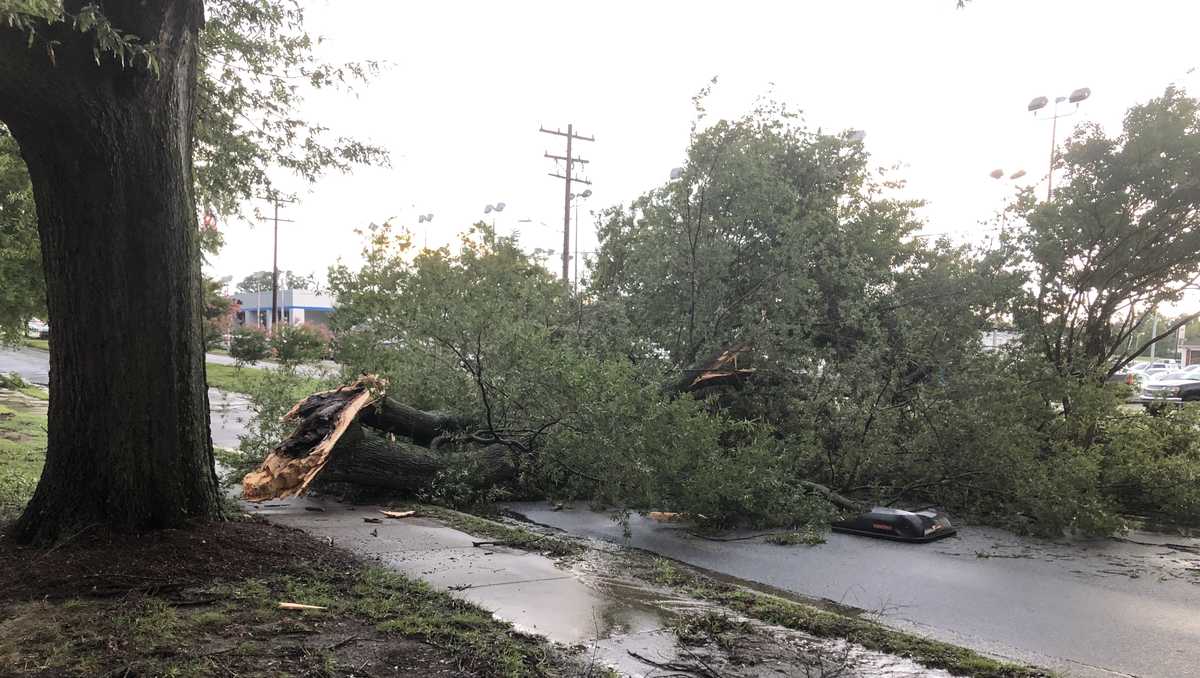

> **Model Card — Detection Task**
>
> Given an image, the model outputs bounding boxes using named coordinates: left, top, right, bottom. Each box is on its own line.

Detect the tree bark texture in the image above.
left=0, top=1, right=220, bottom=543
left=357, top=397, right=474, bottom=447
left=318, top=426, right=516, bottom=493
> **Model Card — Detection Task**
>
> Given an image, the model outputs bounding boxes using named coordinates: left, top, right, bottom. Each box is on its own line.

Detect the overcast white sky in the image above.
left=203, top=0, right=1200, bottom=294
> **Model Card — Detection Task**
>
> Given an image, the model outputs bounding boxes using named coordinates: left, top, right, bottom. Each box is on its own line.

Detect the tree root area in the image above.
left=0, top=518, right=355, bottom=603
left=0, top=518, right=572, bottom=677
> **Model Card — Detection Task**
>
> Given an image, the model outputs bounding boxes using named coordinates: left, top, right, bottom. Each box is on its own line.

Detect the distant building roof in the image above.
left=234, top=289, right=334, bottom=312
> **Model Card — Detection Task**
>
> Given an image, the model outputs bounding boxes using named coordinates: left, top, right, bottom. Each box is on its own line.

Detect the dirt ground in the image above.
left=0, top=517, right=584, bottom=677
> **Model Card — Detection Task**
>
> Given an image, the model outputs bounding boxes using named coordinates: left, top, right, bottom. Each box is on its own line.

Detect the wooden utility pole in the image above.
left=258, top=192, right=295, bottom=332
left=540, top=123, right=593, bottom=281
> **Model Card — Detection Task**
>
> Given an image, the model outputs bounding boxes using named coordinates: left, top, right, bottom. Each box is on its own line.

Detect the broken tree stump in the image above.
left=242, top=375, right=515, bottom=502
left=242, top=378, right=381, bottom=501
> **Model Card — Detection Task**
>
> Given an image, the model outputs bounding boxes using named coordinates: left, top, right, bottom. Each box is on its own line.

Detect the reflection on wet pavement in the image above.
left=247, top=497, right=957, bottom=677
left=502, top=502, right=1200, bottom=678
left=208, top=388, right=251, bottom=449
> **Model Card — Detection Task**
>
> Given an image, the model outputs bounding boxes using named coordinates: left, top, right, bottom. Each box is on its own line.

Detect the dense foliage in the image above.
left=269, top=322, right=329, bottom=364
left=323, top=91, right=1200, bottom=536
left=237, top=269, right=320, bottom=294
left=0, top=0, right=384, bottom=338
left=229, top=326, right=270, bottom=364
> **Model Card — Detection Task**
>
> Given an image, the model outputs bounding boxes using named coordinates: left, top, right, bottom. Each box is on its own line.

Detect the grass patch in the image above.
left=0, top=373, right=46, bottom=401
left=0, top=569, right=573, bottom=677
left=204, top=362, right=268, bottom=395
left=669, top=610, right=754, bottom=651
left=205, top=362, right=322, bottom=398
left=0, top=394, right=47, bottom=521
left=386, top=503, right=584, bottom=558
left=20, top=339, right=48, bottom=351
left=635, top=557, right=1052, bottom=678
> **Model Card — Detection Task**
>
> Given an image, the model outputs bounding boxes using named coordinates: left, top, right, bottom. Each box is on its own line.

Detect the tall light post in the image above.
left=570, top=188, right=592, bottom=293
left=484, top=202, right=506, bottom=245
left=1028, top=87, right=1091, bottom=201
left=417, top=213, right=434, bottom=249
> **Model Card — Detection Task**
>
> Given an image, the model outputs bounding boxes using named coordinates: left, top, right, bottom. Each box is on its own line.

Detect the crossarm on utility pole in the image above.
left=541, top=123, right=594, bottom=283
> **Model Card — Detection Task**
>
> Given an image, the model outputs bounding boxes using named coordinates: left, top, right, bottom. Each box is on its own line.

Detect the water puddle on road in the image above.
left=560, top=542, right=953, bottom=677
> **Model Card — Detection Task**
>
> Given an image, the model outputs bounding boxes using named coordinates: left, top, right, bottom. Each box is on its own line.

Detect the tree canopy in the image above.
left=0, top=0, right=385, bottom=340
left=1007, top=86, right=1200, bottom=381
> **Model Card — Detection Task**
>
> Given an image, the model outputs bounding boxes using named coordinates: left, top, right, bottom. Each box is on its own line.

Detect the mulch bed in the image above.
left=0, top=517, right=356, bottom=603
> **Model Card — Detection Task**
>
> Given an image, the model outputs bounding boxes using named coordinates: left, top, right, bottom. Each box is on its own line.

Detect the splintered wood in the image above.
left=242, top=376, right=383, bottom=501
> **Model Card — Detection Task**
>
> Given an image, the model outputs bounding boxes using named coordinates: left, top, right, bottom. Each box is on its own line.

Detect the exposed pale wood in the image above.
left=278, top=602, right=327, bottom=611
left=243, top=379, right=378, bottom=501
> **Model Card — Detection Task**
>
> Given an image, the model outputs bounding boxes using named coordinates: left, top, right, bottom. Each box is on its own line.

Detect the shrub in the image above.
left=229, top=326, right=270, bottom=364
left=0, top=372, right=30, bottom=390
left=269, top=322, right=330, bottom=365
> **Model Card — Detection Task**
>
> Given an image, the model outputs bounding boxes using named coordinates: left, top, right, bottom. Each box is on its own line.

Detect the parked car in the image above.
left=25, top=319, right=48, bottom=339
left=1119, top=361, right=1178, bottom=389
left=1135, top=369, right=1200, bottom=405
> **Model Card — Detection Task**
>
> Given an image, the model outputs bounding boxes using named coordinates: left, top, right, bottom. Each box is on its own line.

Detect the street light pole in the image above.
left=417, top=213, right=434, bottom=249
left=484, top=202, right=506, bottom=245
left=1028, top=88, right=1090, bottom=201
left=570, top=189, right=591, bottom=294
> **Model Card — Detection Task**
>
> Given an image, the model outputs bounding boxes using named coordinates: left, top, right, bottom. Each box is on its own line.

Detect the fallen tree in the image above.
left=243, top=376, right=517, bottom=501
left=242, top=375, right=866, bottom=528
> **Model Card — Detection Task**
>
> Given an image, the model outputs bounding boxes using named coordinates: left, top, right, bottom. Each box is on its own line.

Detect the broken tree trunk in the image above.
left=318, top=423, right=517, bottom=493
left=357, top=396, right=474, bottom=446
left=242, top=376, right=513, bottom=502
left=242, top=379, right=379, bottom=501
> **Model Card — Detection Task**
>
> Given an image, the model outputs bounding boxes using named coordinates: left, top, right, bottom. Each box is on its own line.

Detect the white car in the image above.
left=25, top=319, right=48, bottom=339
left=1122, top=361, right=1177, bottom=388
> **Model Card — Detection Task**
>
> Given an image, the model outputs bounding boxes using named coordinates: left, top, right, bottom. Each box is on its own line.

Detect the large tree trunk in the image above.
left=0, top=2, right=221, bottom=543
left=318, top=425, right=517, bottom=493
left=357, top=397, right=474, bottom=446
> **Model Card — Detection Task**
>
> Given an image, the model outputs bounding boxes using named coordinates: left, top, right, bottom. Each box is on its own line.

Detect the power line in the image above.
left=540, top=123, right=594, bottom=282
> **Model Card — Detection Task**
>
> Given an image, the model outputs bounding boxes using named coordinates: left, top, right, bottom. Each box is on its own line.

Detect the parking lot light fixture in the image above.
left=1029, top=87, right=1091, bottom=201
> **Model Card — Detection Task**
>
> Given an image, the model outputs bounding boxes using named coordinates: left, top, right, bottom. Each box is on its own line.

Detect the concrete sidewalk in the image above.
left=247, top=497, right=679, bottom=676
left=247, top=497, right=949, bottom=677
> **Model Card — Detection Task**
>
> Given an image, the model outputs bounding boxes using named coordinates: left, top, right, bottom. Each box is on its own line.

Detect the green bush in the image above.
left=269, top=323, right=329, bottom=365
left=229, top=326, right=270, bottom=364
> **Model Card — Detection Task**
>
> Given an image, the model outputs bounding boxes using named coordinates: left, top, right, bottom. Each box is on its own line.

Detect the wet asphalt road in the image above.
left=0, top=346, right=251, bottom=449
left=504, top=502, right=1200, bottom=678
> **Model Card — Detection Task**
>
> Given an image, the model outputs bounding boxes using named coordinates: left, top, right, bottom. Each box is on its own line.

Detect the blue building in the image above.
left=234, top=289, right=334, bottom=330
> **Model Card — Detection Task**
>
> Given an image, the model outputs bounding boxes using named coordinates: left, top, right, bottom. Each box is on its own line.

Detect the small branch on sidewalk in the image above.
left=626, top=649, right=722, bottom=677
